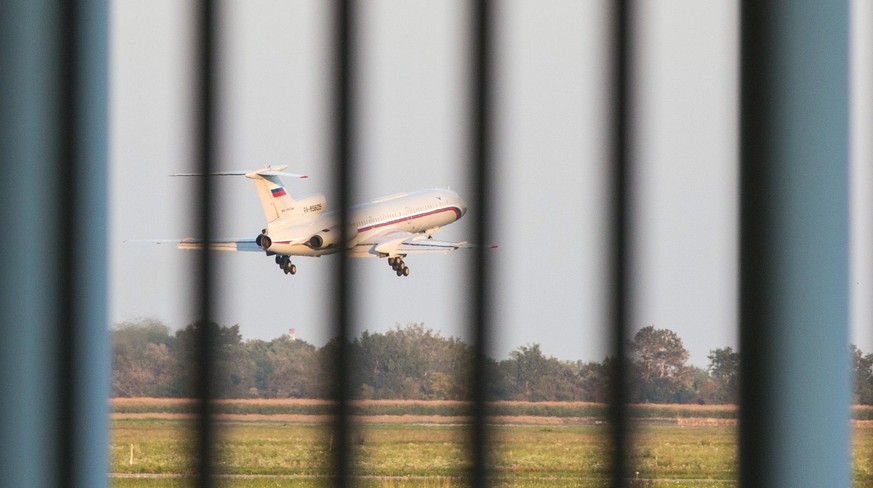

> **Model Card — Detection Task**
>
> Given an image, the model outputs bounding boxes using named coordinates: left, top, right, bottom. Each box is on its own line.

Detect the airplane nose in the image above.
left=458, top=199, right=468, bottom=217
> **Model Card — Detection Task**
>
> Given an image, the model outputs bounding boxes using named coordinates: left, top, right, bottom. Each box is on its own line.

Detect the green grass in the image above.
left=854, top=424, right=873, bottom=482
left=112, top=420, right=196, bottom=474
left=112, top=480, right=332, bottom=488
left=111, top=419, right=873, bottom=487
left=632, top=425, right=736, bottom=480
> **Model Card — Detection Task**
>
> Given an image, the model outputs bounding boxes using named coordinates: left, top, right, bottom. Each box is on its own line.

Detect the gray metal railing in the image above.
left=1, top=0, right=110, bottom=487
left=609, top=1, right=631, bottom=485
left=739, top=2, right=851, bottom=487
left=0, top=1, right=854, bottom=487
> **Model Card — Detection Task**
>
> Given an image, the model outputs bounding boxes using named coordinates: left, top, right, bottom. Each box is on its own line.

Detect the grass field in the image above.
left=109, top=399, right=873, bottom=487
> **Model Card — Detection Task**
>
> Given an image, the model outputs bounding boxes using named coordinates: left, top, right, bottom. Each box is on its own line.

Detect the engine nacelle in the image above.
left=256, top=233, right=272, bottom=250
left=307, top=225, right=358, bottom=249
left=308, top=230, right=338, bottom=249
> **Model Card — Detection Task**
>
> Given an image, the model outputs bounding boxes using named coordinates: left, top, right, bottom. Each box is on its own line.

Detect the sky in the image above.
left=109, top=0, right=873, bottom=367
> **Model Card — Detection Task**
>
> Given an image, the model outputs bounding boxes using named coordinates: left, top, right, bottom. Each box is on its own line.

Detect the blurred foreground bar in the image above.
left=193, top=0, right=217, bottom=487
left=330, top=0, right=355, bottom=486
left=608, top=0, right=630, bottom=486
left=0, top=0, right=109, bottom=486
left=469, top=0, right=494, bottom=485
left=740, top=2, right=850, bottom=487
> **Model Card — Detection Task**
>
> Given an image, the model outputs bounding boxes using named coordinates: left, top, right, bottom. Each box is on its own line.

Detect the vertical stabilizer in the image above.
left=250, top=174, right=294, bottom=223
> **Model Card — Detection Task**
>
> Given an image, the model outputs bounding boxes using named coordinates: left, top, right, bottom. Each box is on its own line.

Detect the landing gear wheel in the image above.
left=388, top=257, right=396, bottom=266
left=402, top=267, right=410, bottom=277
left=277, top=257, right=296, bottom=276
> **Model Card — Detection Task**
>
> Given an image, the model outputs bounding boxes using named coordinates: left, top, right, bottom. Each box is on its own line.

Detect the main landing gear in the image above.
left=275, top=255, right=297, bottom=275
left=387, top=256, right=410, bottom=277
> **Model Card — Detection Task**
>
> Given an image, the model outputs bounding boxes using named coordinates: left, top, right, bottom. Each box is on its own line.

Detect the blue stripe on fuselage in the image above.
left=356, top=206, right=462, bottom=234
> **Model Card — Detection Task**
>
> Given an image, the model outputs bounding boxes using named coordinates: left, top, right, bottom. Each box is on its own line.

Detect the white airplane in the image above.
left=171, top=166, right=471, bottom=277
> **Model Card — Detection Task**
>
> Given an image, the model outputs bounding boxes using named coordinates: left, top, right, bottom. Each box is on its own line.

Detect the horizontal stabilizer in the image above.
left=171, top=165, right=308, bottom=180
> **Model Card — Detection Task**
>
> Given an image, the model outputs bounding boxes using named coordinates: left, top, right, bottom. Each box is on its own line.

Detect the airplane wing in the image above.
left=127, top=238, right=264, bottom=252
left=358, top=229, right=472, bottom=257
left=176, top=237, right=263, bottom=252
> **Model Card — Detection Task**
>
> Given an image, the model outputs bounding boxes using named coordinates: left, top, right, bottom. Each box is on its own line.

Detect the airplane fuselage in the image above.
left=265, top=188, right=467, bottom=257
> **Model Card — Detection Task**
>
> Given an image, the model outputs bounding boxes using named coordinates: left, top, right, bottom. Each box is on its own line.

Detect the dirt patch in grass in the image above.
left=677, top=417, right=737, bottom=426
left=634, top=403, right=737, bottom=412
left=112, top=413, right=611, bottom=425
left=112, top=413, right=468, bottom=424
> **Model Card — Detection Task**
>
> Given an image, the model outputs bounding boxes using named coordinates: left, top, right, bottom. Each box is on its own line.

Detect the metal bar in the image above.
left=739, top=2, right=850, bottom=487
left=58, top=0, right=80, bottom=483
left=609, top=0, right=631, bottom=486
left=469, top=0, right=493, bottom=485
left=0, top=0, right=109, bottom=486
left=194, top=0, right=217, bottom=486
left=0, top=9, right=58, bottom=485
left=64, top=1, right=111, bottom=484
left=331, top=0, right=355, bottom=486
left=851, top=0, right=873, bottom=354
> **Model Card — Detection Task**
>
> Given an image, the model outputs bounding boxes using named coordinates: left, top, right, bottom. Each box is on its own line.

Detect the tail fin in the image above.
left=250, top=173, right=296, bottom=223
left=172, top=166, right=308, bottom=224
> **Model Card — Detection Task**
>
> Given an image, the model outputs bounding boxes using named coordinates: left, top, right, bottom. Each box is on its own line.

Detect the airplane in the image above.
left=170, top=166, right=471, bottom=277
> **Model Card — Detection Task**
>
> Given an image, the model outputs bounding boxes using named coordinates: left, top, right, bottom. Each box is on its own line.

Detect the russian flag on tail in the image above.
left=271, top=187, right=287, bottom=198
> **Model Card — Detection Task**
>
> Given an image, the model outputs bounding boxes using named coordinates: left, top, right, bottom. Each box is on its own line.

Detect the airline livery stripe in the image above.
left=357, top=206, right=463, bottom=233
left=271, top=206, right=463, bottom=245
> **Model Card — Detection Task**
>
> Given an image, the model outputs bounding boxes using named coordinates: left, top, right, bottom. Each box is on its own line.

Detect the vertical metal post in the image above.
left=194, top=0, right=217, bottom=487
left=331, top=0, right=355, bottom=486
left=469, top=0, right=493, bottom=485
left=0, top=6, right=57, bottom=485
left=851, top=0, right=873, bottom=353
left=740, top=2, right=850, bottom=487
left=60, top=0, right=111, bottom=486
left=609, top=0, right=631, bottom=486
left=0, top=0, right=109, bottom=486
left=58, top=0, right=80, bottom=482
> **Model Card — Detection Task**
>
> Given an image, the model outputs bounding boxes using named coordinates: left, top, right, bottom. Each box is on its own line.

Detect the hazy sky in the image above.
left=110, top=0, right=872, bottom=366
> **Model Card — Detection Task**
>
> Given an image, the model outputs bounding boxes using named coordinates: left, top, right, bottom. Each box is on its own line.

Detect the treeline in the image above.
left=112, top=320, right=873, bottom=405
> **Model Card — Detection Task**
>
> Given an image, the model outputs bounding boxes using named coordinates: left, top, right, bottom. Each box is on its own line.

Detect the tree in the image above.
left=111, top=319, right=178, bottom=397
left=852, top=344, right=873, bottom=405
left=108, top=318, right=754, bottom=403
left=353, top=323, right=472, bottom=400
left=706, top=347, right=740, bottom=404
left=315, top=336, right=365, bottom=398
left=499, top=344, right=550, bottom=401
left=174, top=322, right=256, bottom=398
left=577, top=359, right=611, bottom=403
left=495, top=344, right=589, bottom=401
left=629, top=326, right=692, bottom=403
left=254, top=336, right=319, bottom=398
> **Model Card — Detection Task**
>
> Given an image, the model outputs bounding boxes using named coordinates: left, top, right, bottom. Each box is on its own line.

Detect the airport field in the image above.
left=110, top=399, right=873, bottom=487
